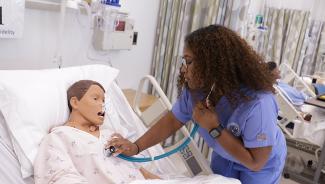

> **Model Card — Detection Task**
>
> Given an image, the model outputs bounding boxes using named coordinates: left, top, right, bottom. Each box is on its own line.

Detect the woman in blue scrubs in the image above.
left=109, top=25, right=287, bottom=184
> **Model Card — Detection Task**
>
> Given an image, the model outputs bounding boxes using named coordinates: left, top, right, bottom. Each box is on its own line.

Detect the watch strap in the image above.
left=209, top=124, right=224, bottom=138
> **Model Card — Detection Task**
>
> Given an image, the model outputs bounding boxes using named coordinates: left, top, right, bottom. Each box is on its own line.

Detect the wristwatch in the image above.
left=209, top=124, right=224, bottom=139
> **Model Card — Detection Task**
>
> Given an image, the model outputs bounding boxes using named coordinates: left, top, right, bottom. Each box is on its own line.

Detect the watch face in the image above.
left=210, top=129, right=220, bottom=138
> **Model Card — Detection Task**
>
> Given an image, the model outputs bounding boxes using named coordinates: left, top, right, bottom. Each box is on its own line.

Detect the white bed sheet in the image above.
left=130, top=175, right=241, bottom=184
left=292, top=104, right=325, bottom=147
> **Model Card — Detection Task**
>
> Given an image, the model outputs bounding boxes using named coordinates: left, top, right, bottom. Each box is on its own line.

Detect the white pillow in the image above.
left=0, top=64, right=119, bottom=178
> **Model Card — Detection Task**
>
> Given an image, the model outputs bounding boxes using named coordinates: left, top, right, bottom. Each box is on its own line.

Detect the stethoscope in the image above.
left=104, top=84, right=215, bottom=162
left=104, top=124, right=199, bottom=162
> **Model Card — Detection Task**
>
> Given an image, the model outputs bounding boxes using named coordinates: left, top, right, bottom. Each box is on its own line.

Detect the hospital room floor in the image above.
left=281, top=177, right=300, bottom=184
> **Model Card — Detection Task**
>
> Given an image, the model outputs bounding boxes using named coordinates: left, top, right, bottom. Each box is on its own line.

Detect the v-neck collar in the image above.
left=60, top=125, right=102, bottom=140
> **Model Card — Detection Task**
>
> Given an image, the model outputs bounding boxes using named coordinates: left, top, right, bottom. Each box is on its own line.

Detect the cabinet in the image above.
left=122, top=89, right=158, bottom=112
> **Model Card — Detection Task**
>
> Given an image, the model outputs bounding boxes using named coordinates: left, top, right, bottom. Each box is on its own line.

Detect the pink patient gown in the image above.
left=34, top=126, right=145, bottom=184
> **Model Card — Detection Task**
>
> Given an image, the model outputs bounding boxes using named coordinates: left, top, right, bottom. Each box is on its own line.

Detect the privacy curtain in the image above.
left=262, top=7, right=310, bottom=73
left=151, top=0, right=250, bottom=103
left=261, top=7, right=325, bottom=76
left=298, top=21, right=324, bottom=76
left=313, top=26, right=325, bottom=75
left=150, top=0, right=220, bottom=104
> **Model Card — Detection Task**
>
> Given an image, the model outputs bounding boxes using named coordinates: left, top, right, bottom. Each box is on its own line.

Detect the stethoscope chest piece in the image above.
left=104, top=146, right=116, bottom=157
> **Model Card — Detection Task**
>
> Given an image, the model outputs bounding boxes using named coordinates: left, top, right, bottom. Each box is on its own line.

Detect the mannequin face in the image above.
left=70, top=85, right=105, bottom=125
left=271, top=67, right=281, bottom=81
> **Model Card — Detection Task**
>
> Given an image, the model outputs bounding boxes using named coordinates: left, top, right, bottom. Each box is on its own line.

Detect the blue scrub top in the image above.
left=172, top=88, right=287, bottom=184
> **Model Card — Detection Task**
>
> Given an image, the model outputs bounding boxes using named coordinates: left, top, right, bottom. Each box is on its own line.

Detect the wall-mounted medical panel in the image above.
left=92, top=5, right=135, bottom=51
left=92, top=15, right=135, bottom=50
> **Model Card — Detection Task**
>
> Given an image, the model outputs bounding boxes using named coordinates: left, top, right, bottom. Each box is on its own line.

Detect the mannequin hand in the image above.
left=106, top=133, right=139, bottom=156
left=192, top=101, right=220, bottom=131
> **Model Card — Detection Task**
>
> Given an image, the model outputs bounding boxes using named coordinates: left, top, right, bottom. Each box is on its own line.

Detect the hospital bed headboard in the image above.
left=280, top=63, right=316, bottom=98
left=131, top=75, right=213, bottom=177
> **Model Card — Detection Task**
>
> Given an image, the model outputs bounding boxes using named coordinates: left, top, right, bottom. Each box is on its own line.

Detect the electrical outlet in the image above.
left=133, top=31, right=138, bottom=45
left=0, top=6, right=3, bottom=25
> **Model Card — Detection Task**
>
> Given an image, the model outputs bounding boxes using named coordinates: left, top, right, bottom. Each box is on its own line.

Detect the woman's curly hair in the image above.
left=177, top=25, right=274, bottom=107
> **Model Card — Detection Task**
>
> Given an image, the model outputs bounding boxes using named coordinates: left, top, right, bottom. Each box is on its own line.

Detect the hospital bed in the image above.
left=276, top=63, right=325, bottom=142
left=0, top=65, right=240, bottom=184
left=275, top=63, right=325, bottom=183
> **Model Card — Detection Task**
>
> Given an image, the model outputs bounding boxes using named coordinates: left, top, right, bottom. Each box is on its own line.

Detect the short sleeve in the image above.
left=171, top=89, right=192, bottom=124
left=242, top=97, right=278, bottom=148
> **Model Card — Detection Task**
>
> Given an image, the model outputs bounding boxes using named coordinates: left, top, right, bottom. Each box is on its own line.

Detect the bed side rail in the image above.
left=132, top=75, right=213, bottom=176
left=280, top=63, right=316, bottom=98
left=274, top=86, right=306, bottom=138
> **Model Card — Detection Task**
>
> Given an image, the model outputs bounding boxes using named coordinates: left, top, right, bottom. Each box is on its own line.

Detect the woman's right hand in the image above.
left=106, top=133, right=140, bottom=156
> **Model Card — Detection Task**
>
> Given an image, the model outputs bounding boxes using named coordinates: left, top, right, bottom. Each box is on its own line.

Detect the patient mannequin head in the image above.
left=67, top=80, right=106, bottom=129
left=267, top=61, right=281, bottom=82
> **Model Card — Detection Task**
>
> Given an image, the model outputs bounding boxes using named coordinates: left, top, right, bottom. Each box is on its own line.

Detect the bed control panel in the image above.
left=179, top=146, right=202, bottom=176
left=178, top=143, right=213, bottom=176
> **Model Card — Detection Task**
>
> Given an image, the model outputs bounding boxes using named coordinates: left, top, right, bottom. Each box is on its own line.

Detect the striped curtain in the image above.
left=260, top=7, right=325, bottom=76
left=151, top=0, right=250, bottom=103
left=298, top=21, right=324, bottom=76
left=261, top=7, right=310, bottom=71
left=217, top=0, right=250, bottom=36
left=150, top=0, right=221, bottom=103
left=314, top=26, right=325, bottom=75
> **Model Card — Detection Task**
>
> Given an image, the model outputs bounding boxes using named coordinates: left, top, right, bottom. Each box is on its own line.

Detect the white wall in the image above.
left=248, top=0, right=325, bottom=21
left=0, top=0, right=160, bottom=89
left=310, top=0, right=325, bottom=21
left=265, top=0, right=315, bottom=11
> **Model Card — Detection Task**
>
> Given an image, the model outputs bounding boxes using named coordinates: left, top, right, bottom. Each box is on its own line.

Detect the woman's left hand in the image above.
left=106, top=133, right=139, bottom=156
left=192, top=101, right=220, bottom=131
